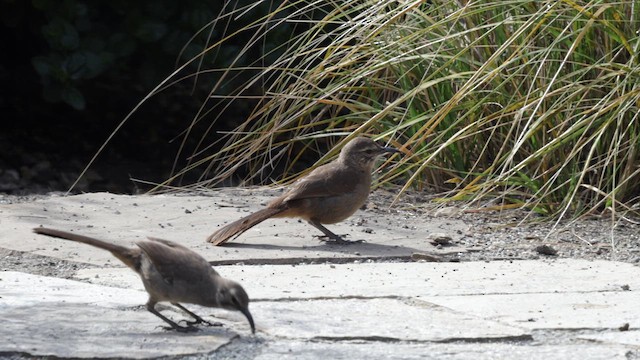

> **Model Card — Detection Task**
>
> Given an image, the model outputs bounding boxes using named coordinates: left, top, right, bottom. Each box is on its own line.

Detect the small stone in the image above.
left=411, top=252, right=441, bottom=262
left=619, top=323, right=630, bottom=331
left=434, top=207, right=460, bottom=216
left=429, top=233, right=453, bottom=246
left=534, top=244, right=557, bottom=256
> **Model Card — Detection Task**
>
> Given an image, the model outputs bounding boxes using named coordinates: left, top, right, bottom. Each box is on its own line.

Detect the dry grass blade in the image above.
left=102, top=0, right=640, bottom=224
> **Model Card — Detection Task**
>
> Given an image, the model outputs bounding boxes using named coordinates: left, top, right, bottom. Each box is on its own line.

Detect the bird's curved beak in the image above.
left=241, top=308, right=256, bottom=334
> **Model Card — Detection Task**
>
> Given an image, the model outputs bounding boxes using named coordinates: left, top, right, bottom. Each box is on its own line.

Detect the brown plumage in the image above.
left=33, top=227, right=255, bottom=334
left=207, top=136, right=400, bottom=246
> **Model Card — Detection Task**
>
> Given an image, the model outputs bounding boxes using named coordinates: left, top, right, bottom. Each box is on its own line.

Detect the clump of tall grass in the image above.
left=166, top=0, right=640, bottom=220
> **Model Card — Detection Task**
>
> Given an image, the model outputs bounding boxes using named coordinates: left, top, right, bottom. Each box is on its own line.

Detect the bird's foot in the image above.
left=180, top=318, right=224, bottom=328
left=160, top=324, right=200, bottom=333
left=315, top=234, right=365, bottom=245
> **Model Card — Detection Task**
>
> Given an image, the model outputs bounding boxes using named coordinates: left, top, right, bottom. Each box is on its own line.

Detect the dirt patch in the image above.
left=0, top=247, right=95, bottom=279
left=368, top=190, right=640, bottom=264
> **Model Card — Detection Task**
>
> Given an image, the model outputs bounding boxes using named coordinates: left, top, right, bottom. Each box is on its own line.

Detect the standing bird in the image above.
left=33, top=227, right=255, bottom=334
left=207, top=136, right=400, bottom=246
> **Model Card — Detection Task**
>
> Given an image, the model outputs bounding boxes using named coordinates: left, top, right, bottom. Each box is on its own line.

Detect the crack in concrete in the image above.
left=308, top=334, right=535, bottom=344
left=432, top=334, right=535, bottom=343
left=310, top=335, right=403, bottom=342
left=0, top=351, right=38, bottom=360
left=252, top=295, right=406, bottom=302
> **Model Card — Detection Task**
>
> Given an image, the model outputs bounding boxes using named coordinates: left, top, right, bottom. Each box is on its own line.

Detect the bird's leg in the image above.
left=172, top=302, right=223, bottom=327
left=308, top=221, right=363, bottom=244
left=146, top=301, right=198, bottom=333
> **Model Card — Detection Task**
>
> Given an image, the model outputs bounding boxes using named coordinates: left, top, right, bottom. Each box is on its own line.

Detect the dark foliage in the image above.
left=0, top=0, right=275, bottom=193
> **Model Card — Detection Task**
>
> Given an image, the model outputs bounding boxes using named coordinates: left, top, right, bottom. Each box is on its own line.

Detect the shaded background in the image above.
left=1, top=0, right=282, bottom=194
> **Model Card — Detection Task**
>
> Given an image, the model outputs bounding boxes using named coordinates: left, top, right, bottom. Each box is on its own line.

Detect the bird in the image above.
left=207, top=136, right=400, bottom=246
left=33, top=227, right=255, bottom=334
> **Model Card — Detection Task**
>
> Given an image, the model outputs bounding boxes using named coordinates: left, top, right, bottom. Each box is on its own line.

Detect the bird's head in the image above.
left=339, top=137, right=401, bottom=171
left=217, top=280, right=255, bottom=334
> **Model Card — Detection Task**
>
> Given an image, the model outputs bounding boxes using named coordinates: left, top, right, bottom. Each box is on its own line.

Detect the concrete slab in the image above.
left=72, top=260, right=640, bottom=337
left=2, top=270, right=146, bottom=307
left=0, top=192, right=467, bottom=265
left=580, top=330, right=640, bottom=346
left=74, top=259, right=640, bottom=299
left=4, top=303, right=233, bottom=359
left=3, top=192, right=640, bottom=359
left=255, top=341, right=635, bottom=360
left=0, top=272, right=249, bottom=359
left=421, top=291, right=640, bottom=330
left=252, top=298, right=530, bottom=342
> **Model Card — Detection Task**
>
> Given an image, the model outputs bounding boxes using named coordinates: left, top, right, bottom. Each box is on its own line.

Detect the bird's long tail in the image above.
left=207, top=207, right=284, bottom=245
left=33, top=227, right=139, bottom=269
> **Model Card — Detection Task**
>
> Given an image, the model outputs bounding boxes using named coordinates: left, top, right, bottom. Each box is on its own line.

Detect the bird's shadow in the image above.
left=219, top=239, right=422, bottom=257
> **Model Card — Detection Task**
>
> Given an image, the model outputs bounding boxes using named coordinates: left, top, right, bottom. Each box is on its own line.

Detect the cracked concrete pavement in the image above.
left=1, top=190, right=639, bottom=359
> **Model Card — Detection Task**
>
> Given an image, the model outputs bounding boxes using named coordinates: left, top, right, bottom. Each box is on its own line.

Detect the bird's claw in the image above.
left=315, top=234, right=365, bottom=245
left=179, top=318, right=224, bottom=327
left=161, top=324, right=200, bottom=333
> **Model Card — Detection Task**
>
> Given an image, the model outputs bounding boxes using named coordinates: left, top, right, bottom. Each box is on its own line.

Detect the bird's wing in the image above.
left=136, top=239, right=217, bottom=283
left=283, top=164, right=357, bottom=202
left=145, top=236, right=192, bottom=251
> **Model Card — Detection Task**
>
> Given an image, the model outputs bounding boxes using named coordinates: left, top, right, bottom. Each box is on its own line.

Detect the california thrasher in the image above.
left=207, top=136, right=400, bottom=246
left=33, top=227, right=255, bottom=334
